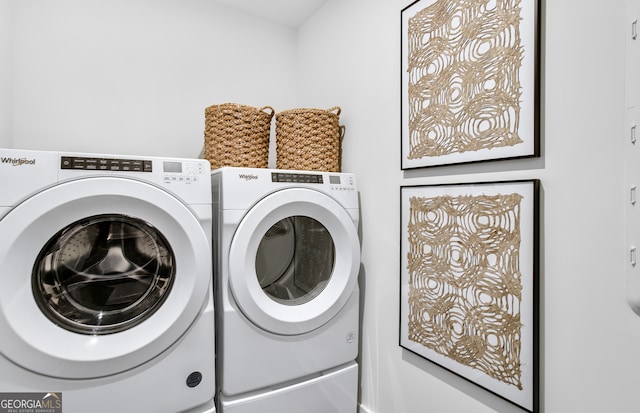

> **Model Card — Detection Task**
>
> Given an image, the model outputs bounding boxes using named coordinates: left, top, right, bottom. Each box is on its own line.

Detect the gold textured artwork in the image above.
left=406, top=193, right=523, bottom=389
left=406, top=0, right=524, bottom=159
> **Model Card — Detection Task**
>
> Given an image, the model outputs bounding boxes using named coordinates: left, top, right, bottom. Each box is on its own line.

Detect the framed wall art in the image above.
left=400, top=180, right=539, bottom=412
left=401, top=0, right=540, bottom=169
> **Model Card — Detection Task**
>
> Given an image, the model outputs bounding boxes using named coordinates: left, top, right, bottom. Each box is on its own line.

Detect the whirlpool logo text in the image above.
left=0, top=156, right=36, bottom=166
left=238, top=173, right=258, bottom=181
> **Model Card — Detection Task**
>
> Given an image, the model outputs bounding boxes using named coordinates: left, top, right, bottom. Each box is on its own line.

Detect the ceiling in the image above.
left=209, top=0, right=329, bottom=28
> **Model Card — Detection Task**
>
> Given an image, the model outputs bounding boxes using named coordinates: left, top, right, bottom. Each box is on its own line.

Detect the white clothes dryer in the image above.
left=0, top=148, right=215, bottom=413
left=211, top=167, right=360, bottom=413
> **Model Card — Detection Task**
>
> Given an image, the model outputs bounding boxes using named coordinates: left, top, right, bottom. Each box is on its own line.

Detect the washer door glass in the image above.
left=33, top=214, right=175, bottom=335
left=256, top=216, right=335, bottom=306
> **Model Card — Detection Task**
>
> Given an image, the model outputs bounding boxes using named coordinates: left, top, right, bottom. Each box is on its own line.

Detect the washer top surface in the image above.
left=213, top=167, right=358, bottom=211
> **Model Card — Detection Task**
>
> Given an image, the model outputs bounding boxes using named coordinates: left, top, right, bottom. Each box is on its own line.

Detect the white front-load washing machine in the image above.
left=0, top=148, right=215, bottom=413
left=211, top=167, right=361, bottom=413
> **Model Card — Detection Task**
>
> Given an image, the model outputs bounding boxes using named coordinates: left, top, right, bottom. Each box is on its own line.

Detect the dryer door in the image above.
left=229, top=188, right=360, bottom=335
left=0, top=177, right=210, bottom=379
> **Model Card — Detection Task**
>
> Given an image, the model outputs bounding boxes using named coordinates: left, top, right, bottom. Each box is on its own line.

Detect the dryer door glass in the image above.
left=256, top=216, right=335, bottom=305
left=32, top=214, right=175, bottom=335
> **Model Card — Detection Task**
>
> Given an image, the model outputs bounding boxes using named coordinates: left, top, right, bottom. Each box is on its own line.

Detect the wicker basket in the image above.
left=204, top=103, right=274, bottom=169
left=275, top=106, right=344, bottom=172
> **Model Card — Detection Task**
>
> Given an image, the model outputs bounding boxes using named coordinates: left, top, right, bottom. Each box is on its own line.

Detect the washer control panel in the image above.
left=60, top=156, right=208, bottom=184
left=61, top=156, right=153, bottom=172
left=162, top=160, right=206, bottom=183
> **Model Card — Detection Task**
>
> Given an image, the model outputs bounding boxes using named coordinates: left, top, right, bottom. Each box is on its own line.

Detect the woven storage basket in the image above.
left=204, top=103, right=274, bottom=169
left=275, top=106, right=344, bottom=172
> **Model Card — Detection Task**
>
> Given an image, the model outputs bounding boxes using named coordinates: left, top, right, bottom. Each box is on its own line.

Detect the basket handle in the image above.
left=327, top=106, right=341, bottom=116
left=260, top=106, right=275, bottom=117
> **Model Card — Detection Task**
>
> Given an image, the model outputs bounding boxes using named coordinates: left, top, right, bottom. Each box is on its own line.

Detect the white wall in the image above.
left=0, top=0, right=11, bottom=147
left=8, top=0, right=297, bottom=159
left=299, top=0, right=638, bottom=412
left=4, top=0, right=640, bottom=412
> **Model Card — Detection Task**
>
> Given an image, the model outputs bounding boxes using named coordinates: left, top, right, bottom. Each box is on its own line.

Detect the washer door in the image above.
left=0, top=177, right=210, bottom=379
left=229, top=188, right=360, bottom=335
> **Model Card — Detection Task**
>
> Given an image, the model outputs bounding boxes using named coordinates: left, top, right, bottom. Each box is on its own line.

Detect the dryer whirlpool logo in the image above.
left=0, top=156, right=36, bottom=166
left=238, top=173, right=258, bottom=181
left=0, top=392, right=62, bottom=413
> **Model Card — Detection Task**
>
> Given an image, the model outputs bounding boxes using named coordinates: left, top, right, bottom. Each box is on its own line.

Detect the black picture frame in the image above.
left=401, top=0, right=540, bottom=169
left=399, top=180, right=539, bottom=412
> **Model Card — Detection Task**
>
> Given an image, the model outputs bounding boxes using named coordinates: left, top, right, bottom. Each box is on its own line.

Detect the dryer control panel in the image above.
left=216, top=167, right=358, bottom=211
left=272, top=172, right=323, bottom=184
left=271, top=171, right=356, bottom=193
